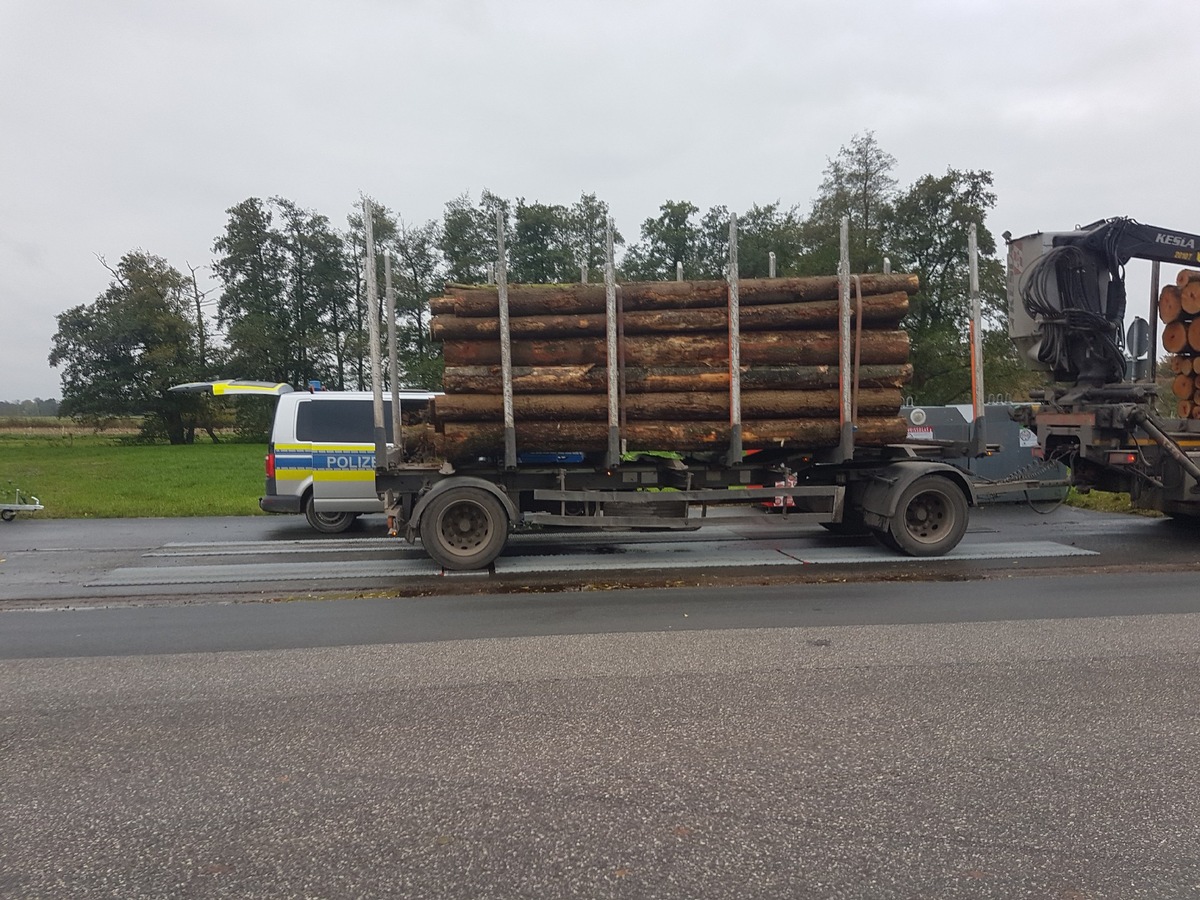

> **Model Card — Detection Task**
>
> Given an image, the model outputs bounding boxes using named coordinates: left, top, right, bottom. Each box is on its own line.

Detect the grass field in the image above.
left=0, top=433, right=267, bottom=518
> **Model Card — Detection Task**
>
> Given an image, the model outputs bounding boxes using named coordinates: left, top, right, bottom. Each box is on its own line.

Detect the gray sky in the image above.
left=1, top=0, right=1194, bottom=402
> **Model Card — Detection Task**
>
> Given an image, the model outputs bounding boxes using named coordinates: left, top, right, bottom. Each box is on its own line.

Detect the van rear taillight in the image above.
left=265, top=449, right=276, bottom=478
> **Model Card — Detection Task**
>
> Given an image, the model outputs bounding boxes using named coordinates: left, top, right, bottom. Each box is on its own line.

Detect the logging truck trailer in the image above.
left=375, top=446, right=979, bottom=570
left=363, top=210, right=1011, bottom=571
left=1008, top=217, right=1200, bottom=518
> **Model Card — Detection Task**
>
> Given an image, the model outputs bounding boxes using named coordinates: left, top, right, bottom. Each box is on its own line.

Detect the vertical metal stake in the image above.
left=726, top=216, right=742, bottom=466
left=676, top=260, right=684, bottom=282
left=768, top=251, right=776, bottom=279
left=362, top=199, right=387, bottom=470
left=1147, top=261, right=1161, bottom=384
left=496, top=210, right=516, bottom=469
left=968, top=223, right=985, bottom=456
left=604, top=218, right=620, bottom=466
left=384, top=250, right=403, bottom=460
left=838, top=216, right=853, bottom=462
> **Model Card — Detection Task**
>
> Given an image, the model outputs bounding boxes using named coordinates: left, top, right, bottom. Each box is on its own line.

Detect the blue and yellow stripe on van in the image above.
left=273, top=442, right=378, bottom=488
left=312, top=444, right=378, bottom=485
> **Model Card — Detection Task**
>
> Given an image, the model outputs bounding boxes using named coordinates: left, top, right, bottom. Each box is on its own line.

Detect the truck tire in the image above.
left=304, top=493, right=358, bottom=534
left=881, top=474, right=968, bottom=557
left=420, top=486, right=509, bottom=570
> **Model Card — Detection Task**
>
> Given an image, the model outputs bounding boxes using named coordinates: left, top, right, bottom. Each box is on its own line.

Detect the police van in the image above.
left=171, top=381, right=438, bottom=532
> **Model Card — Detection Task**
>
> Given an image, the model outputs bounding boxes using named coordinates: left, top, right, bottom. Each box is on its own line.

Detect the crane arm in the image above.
left=1058, top=218, right=1200, bottom=268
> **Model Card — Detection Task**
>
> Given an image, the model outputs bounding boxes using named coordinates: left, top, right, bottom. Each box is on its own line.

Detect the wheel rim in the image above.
left=437, top=499, right=493, bottom=557
left=315, top=512, right=348, bottom=526
left=902, top=489, right=956, bottom=545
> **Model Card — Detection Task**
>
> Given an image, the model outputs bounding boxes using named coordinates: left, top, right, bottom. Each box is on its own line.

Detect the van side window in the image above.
left=296, top=400, right=395, bottom=443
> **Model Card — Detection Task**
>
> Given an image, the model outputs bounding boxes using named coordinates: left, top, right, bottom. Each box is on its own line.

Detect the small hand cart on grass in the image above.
left=2, top=484, right=43, bottom=521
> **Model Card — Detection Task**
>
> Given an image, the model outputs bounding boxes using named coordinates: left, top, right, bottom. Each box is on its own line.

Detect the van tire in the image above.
left=304, top=493, right=358, bottom=534
left=419, top=486, right=508, bottom=570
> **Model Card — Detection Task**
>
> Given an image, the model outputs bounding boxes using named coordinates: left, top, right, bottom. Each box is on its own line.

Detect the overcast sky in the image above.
left=1, top=0, right=1194, bottom=401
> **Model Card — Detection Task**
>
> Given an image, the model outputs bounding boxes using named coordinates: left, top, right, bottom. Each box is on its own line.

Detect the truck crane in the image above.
left=1007, top=217, right=1200, bottom=517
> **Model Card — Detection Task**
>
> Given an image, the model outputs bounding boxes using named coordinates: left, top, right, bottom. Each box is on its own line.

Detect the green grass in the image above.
left=1064, top=487, right=1164, bottom=516
left=0, top=433, right=267, bottom=518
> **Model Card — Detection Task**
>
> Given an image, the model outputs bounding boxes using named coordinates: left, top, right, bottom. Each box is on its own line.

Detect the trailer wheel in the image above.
left=304, top=493, right=358, bottom=534
left=1, top=509, right=15, bottom=522
left=884, top=475, right=968, bottom=557
left=420, top=487, right=509, bottom=570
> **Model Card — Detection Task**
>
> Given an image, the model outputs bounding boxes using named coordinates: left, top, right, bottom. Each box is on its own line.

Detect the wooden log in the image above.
left=1188, top=319, right=1200, bottom=352
left=437, top=416, right=909, bottom=458
left=1170, top=355, right=1193, bottom=375
left=1176, top=269, right=1200, bottom=289
left=1173, top=373, right=1194, bottom=399
left=1192, top=404, right=1200, bottom=421
left=1164, top=321, right=1188, bottom=353
left=1182, top=282, right=1200, bottom=316
left=429, top=273, right=920, bottom=317
left=442, top=330, right=911, bottom=368
left=1159, top=284, right=1184, bottom=324
left=430, top=292, right=909, bottom=341
left=441, top=363, right=914, bottom=394
left=1180, top=399, right=1194, bottom=419
left=432, top=388, right=903, bottom=422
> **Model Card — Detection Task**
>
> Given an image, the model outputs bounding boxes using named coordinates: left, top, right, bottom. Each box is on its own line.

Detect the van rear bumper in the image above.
left=260, top=495, right=302, bottom=514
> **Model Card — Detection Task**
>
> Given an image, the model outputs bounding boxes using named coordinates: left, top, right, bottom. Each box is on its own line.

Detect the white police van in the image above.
left=171, top=381, right=438, bottom=532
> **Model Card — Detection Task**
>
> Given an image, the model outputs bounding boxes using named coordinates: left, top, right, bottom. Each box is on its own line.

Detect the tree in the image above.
left=212, top=198, right=288, bottom=380
left=392, top=218, right=445, bottom=389
left=49, top=251, right=199, bottom=444
left=799, top=131, right=897, bottom=274
left=567, top=193, right=622, bottom=283
left=621, top=201, right=703, bottom=280
left=509, top=200, right=575, bottom=283
left=735, top=202, right=804, bottom=278
left=884, top=168, right=1040, bottom=403
left=214, top=197, right=351, bottom=390
left=439, top=190, right=509, bottom=284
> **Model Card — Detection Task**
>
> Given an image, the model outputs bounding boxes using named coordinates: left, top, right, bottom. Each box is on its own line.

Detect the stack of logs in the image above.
left=1160, top=269, right=1200, bottom=417
left=427, top=274, right=918, bottom=460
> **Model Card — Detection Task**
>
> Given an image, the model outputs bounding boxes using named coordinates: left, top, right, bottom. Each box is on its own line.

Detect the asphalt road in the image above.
left=3, top=502, right=1198, bottom=606
left=3, top=506, right=1200, bottom=898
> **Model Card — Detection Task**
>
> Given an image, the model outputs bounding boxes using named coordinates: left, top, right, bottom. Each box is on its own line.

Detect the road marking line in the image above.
left=88, top=541, right=1096, bottom=587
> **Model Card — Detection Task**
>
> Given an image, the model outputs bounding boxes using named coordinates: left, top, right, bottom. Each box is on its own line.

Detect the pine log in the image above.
left=437, top=416, right=909, bottom=458
left=1173, top=373, right=1194, bottom=399
left=1182, top=282, right=1200, bottom=316
left=1159, top=284, right=1184, bottom=324
left=441, top=363, right=914, bottom=394
left=430, top=292, right=909, bottom=340
left=1164, top=321, right=1188, bottom=353
left=1170, top=355, right=1193, bottom=375
left=1180, top=399, right=1194, bottom=419
left=1176, top=269, right=1200, bottom=289
left=430, top=273, right=920, bottom=317
left=1188, top=319, right=1200, bottom=352
left=1192, top=404, right=1200, bottom=421
left=432, top=388, right=903, bottom=423
left=442, top=330, right=911, bottom=368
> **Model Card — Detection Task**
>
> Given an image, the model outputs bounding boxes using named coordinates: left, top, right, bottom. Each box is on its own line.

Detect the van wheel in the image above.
left=420, top=487, right=508, bottom=570
left=304, top=494, right=358, bottom=534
